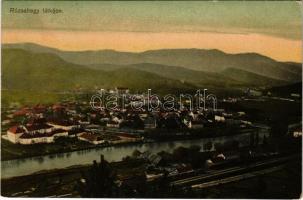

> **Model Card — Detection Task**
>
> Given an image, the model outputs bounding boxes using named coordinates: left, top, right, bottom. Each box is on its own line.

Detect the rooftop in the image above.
left=8, top=126, right=24, bottom=134
left=26, top=124, right=53, bottom=132
left=19, top=129, right=66, bottom=139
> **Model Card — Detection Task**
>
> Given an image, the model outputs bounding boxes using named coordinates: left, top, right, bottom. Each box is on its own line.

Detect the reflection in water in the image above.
left=2, top=131, right=269, bottom=178
left=37, top=157, right=44, bottom=164
left=57, top=153, right=64, bottom=158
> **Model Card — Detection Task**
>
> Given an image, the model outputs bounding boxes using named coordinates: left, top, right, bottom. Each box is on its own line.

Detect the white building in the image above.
left=6, top=124, right=69, bottom=145
left=24, top=124, right=54, bottom=134
left=19, top=135, right=55, bottom=144
left=215, top=115, right=225, bottom=122
left=47, top=121, right=80, bottom=131
left=7, top=126, right=25, bottom=144
left=77, top=132, right=105, bottom=145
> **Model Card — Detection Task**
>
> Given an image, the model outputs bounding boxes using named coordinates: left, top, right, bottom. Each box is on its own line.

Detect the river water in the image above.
left=1, top=131, right=269, bottom=179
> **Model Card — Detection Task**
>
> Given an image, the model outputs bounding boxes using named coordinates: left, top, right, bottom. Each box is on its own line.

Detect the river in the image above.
left=1, top=131, right=269, bottom=179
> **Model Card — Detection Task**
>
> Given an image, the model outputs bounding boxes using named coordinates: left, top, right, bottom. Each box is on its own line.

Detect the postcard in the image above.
left=1, top=1, right=302, bottom=198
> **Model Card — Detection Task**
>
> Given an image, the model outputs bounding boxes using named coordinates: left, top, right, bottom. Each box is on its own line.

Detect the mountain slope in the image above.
left=88, top=63, right=286, bottom=87
left=3, top=43, right=301, bottom=82
left=221, top=68, right=287, bottom=86
left=1, top=49, right=194, bottom=93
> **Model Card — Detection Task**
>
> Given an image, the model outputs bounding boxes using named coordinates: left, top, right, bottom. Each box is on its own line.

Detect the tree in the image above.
left=78, top=155, right=118, bottom=197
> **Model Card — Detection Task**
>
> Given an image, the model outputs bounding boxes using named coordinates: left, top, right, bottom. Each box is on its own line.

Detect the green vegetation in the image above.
left=89, top=63, right=288, bottom=87
left=2, top=49, right=195, bottom=98
left=91, top=63, right=261, bottom=87
left=3, top=43, right=302, bottom=82
left=222, top=68, right=287, bottom=86
left=2, top=44, right=301, bottom=104
left=1, top=90, right=61, bottom=106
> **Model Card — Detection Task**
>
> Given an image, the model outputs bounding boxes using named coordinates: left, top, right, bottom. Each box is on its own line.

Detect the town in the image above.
left=2, top=87, right=286, bottom=159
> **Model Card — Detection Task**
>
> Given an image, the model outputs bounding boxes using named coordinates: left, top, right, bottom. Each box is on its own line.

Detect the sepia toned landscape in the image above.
left=1, top=1, right=302, bottom=198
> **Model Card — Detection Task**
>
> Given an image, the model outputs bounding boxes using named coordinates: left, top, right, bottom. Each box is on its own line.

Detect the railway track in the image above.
left=170, top=154, right=298, bottom=188
left=191, top=165, right=285, bottom=190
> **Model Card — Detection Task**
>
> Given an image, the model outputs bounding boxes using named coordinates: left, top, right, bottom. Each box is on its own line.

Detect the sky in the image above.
left=2, top=1, right=302, bottom=62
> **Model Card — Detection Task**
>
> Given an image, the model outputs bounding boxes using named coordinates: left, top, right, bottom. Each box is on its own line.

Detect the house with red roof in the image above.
left=17, top=129, right=68, bottom=145
left=5, top=120, right=69, bottom=144
left=7, top=126, right=25, bottom=144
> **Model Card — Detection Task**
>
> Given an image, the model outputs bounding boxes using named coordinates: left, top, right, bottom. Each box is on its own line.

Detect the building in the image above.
left=7, top=126, right=25, bottom=144
left=291, top=93, right=300, bottom=98
left=106, top=120, right=120, bottom=128
left=78, top=132, right=105, bottom=145
left=246, top=88, right=262, bottom=97
left=215, top=115, right=225, bottom=122
left=116, top=132, right=143, bottom=142
left=25, top=123, right=54, bottom=134
left=237, top=112, right=246, bottom=116
left=18, top=129, right=68, bottom=145
left=287, top=122, right=302, bottom=137
left=6, top=118, right=71, bottom=144
left=47, top=120, right=80, bottom=131
left=6, top=125, right=68, bottom=144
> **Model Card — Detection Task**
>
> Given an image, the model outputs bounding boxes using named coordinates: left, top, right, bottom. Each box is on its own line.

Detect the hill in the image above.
left=221, top=68, right=287, bottom=86
left=1, top=49, right=194, bottom=93
left=3, top=43, right=302, bottom=82
left=88, top=63, right=286, bottom=88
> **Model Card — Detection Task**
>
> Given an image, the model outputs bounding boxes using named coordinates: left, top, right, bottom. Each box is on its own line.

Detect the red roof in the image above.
left=33, top=105, right=47, bottom=113
left=118, top=133, right=140, bottom=139
left=13, top=109, right=30, bottom=117
left=19, top=129, right=66, bottom=139
left=79, top=133, right=103, bottom=141
left=25, top=124, right=53, bottom=131
left=8, top=126, right=24, bottom=134
left=26, top=118, right=47, bottom=125
left=52, top=104, right=65, bottom=110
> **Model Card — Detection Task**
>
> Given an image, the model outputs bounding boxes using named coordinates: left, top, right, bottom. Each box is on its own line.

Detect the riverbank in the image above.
left=2, top=134, right=300, bottom=198
left=2, top=129, right=272, bottom=179
left=1, top=158, right=147, bottom=197
left=1, top=137, right=144, bottom=161
left=2, top=152, right=300, bottom=198
left=1, top=125, right=263, bottom=161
